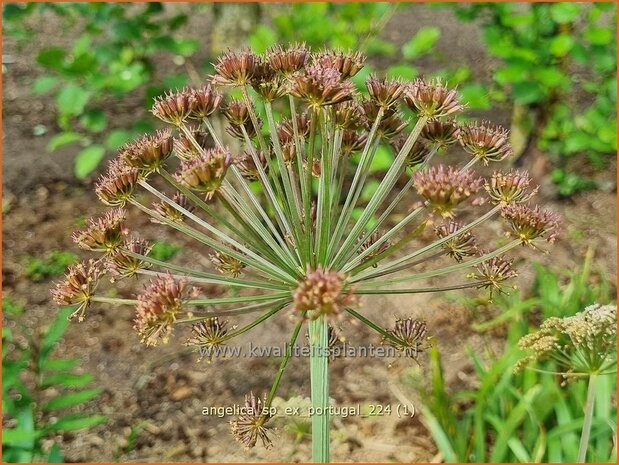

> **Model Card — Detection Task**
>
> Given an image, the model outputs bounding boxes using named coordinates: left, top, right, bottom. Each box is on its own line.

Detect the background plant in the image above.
left=414, top=253, right=617, bottom=463
left=2, top=304, right=107, bottom=462
left=3, top=2, right=200, bottom=179
left=447, top=2, right=617, bottom=196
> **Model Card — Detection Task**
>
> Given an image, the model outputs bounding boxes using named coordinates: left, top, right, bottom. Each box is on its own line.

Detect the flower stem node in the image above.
left=294, top=268, right=357, bottom=318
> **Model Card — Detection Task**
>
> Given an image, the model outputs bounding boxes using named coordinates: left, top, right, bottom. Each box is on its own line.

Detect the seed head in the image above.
left=421, top=119, right=461, bottom=150
left=152, top=88, right=196, bottom=126
left=485, top=170, right=538, bottom=205
left=173, top=128, right=210, bottom=161
left=230, top=392, right=272, bottom=449
left=189, top=84, right=223, bottom=119
left=72, top=208, right=127, bottom=253
left=357, top=231, right=390, bottom=267
left=391, top=135, right=431, bottom=168
left=151, top=193, right=195, bottom=224
left=341, top=130, right=368, bottom=155
left=290, top=65, right=355, bottom=108
left=459, top=121, right=513, bottom=164
left=212, top=49, right=261, bottom=86
left=51, top=259, right=104, bottom=321
left=384, top=318, right=431, bottom=361
left=404, top=78, right=464, bottom=118
left=501, top=204, right=561, bottom=245
left=277, top=112, right=312, bottom=143
left=294, top=267, right=357, bottom=317
left=435, top=220, right=478, bottom=262
left=210, top=251, right=246, bottom=277
left=121, top=128, right=174, bottom=173
left=468, top=254, right=518, bottom=298
left=185, top=317, right=231, bottom=362
left=235, top=150, right=270, bottom=180
left=134, top=274, right=196, bottom=346
left=313, top=49, right=366, bottom=79
left=366, top=75, right=405, bottom=108
left=223, top=99, right=262, bottom=140
left=95, top=158, right=140, bottom=207
left=413, top=165, right=483, bottom=217
left=106, top=237, right=152, bottom=279
left=174, top=148, right=232, bottom=200
left=333, top=101, right=367, bottom=130
left=267, top=43, right=310, bottom=75
left=251, top=61, right=287, bottom=101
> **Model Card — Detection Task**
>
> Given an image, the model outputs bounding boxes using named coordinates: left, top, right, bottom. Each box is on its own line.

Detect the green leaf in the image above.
left=43, top=358, right=81, bottom=373
left=386, top=64, right=418, bottom=80
left=37, top=47, right=65, bottom=70
left=1, top=428, right=40, bottom=446
left=47, top=443, right=63, bottom=463
left=79, top=109, right=107, bottom=133
left=550, top=35, right=574, bottom=57
left=460, top=83, right=490, bottom=109
left=74, top=145, right=105, bottom=179
left=45, top=414, right=107, bottom=433
left=585, top=27, right=613, bottom=45
left=402, top=27, right=441, bottom=59
left=43, top=388, right=103, bottom=412
left=55, top=84, right=90, bottom=116
left=33, top=75, right=59, bottom=94
left=41, top=372, right=94, bottom=389
left=46, top=132, right=86, bottom=152
left=105, top=129, right=133, bottom=150
left=250, top=25, right=278, bottom=53
left=550, top=3, right=581, bottom=23
left=512, top=81, right=545, bottom=104
left=41, top=307, right=72, bottom=360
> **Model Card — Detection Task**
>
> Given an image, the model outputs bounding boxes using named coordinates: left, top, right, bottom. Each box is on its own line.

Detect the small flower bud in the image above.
left=383, top=318, right=431, bottom=361
left=72, top=208, right=127, bottom=253
left=174, top=128, right=210, bottom=161
left=341, top=130, right=368, bottom=155
left=174, top=148, right=232, bottom=200
left=459, top=121, right=513, bottom=164
left=210, top=251, right=246, bottom=277
left=135, top=274, right=197, bottom=346
left=404, top=78, right=464, bottom=118
left=107, top=237, right=152, bottom=279
left=185, top=317, right=232, bottom=362
left=212, top=49, right=261, bottom=87
left=235, top=150, right=270, bottom=180
left=468, top=254, right=518, bottom=298
left=413, top=165, right=483, bottom=217
left=357, top=231, right=390, bottom=267
left=223, top=100, right=262, bottom=140
left=51, top=259, right=104, bottom=321
left=391, top=135, right=431, bottom=168
left=121, top=129, right=174, bottom=173
left=421, top=119, right=461, bottom=150
left=293, top=267, right=357, bottom=318
left=95, top=158, right=140, bottom=207
left=366, top=75, right=405, bottom=108
left=435, top=220, right=478, bottom=262
left=151, top=193, right=195, bottom=224
left=290, top=65, right=355, bottom=108
left=267, top=43, right=310, bottom=75
left=230, top=392, right=273, bottom=449
left=333, top=101, right=367, bottom=130
left=152, top=88, right=196, bottom=126
left=501, top=204, right=561, bottom=245
left=314, top=49, right=366, bottom=79
left=189, top=84, right=223, bottom=119
left=485, top=170, right=538, bottom=205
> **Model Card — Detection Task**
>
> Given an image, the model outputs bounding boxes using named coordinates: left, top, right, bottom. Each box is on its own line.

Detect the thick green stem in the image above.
left=309, top=314, right=330, bottom=463
left=577, top=374, right=598, bottom=462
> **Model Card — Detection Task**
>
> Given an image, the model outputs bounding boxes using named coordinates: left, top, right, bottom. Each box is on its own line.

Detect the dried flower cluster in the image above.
left=52, top=44, right=559, bottom=450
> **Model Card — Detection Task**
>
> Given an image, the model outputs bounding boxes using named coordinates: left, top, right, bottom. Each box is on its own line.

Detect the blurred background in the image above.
left=2, top=2, right=617, bottom=462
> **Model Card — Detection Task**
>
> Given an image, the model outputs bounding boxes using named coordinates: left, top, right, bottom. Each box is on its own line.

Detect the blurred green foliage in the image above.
left=24, top=250, right=77, bottom=282
left=2, top=306, right=106, bottom=462
left=414, top=252, right=616, bottom=462
left=3, top=2, right=199, bottom=179
left=448, top=2, right=617, bottom=196
left=149, top=240, right=182, bottom=261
